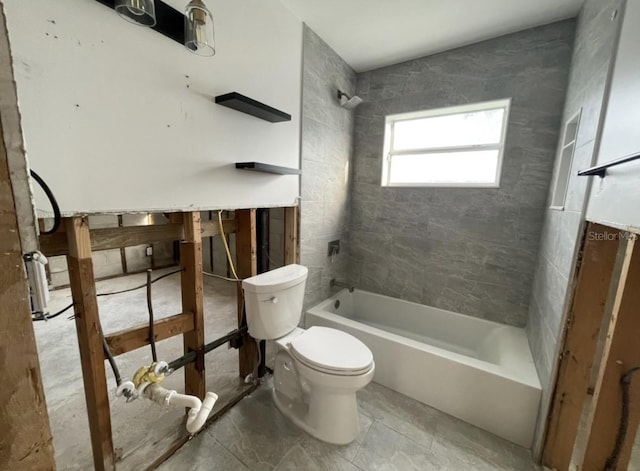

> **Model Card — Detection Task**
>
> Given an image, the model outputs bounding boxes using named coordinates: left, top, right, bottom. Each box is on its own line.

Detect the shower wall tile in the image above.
left=350, top=20, right=575, bottom=328
left=527, top=0, right=622, bottom=456
left=301, top=26, right=356, bottom=309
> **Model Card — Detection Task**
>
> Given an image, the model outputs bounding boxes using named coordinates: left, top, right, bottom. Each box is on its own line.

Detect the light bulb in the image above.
left=115, top=0, right=156, bottom=27
left=185, top=0, right=215, bottom=57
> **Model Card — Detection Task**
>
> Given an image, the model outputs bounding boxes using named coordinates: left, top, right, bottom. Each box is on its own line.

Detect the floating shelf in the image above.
left=215, top=92, right=291, bottom=123
left=235, top=162, right=301, bottom=175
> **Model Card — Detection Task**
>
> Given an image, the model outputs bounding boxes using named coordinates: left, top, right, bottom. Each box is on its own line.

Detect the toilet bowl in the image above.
left=242, top=264, right=374, bottom=445
left=272, top=327, right=374, bottom=445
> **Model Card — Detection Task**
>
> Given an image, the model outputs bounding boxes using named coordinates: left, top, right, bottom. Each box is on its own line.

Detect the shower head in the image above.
left=337, top=90, right=363, bottom=110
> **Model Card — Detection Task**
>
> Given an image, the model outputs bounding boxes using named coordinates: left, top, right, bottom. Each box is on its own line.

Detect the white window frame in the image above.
left=381, top=98, right=512, bottom=188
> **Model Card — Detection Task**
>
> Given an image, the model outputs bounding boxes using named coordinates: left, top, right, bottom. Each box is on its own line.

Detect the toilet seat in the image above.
left=290, top=326, right=373, bottom=376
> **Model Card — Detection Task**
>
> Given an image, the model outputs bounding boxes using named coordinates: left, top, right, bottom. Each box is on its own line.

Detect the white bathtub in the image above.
left=305, top=289, right=541, bottom=448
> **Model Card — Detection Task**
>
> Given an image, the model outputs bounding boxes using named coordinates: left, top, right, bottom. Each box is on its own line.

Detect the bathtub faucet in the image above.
left=330, top=278, right=355, bottom=293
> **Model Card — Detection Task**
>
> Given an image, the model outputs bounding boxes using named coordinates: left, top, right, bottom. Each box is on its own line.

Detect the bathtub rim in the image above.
left=306, top=288, right=541, bottom=390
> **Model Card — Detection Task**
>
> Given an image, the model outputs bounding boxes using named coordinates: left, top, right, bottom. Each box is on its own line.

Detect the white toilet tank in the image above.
left=242, top=264, right=308, bottom=340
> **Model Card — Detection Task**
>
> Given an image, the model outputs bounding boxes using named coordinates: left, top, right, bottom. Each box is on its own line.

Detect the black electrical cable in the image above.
left=605, top=366, right=640, bottom=471
left=32, top=302, right=74, bottom=321
left=102, top=334, right=122, bottom=386
left=146, top=269, right=158, bottom=362
left=29, top=170, right=61, bottom=235
left=96, top=269, right=183, bottom=297
left=33, top=269, right=182, bottom=322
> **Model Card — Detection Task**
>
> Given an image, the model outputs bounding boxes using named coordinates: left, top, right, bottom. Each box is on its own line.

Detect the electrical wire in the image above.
left=218, top=210, right=240, bottom=281
left=33, top=269, right=182, bottom=322
left=216, top=210, right=267, bottom=379
left=146, top=269, right=158, bottom=362
left=32, top=302, right=74, bottom=321
left=96, top=269, right=183, bottom=297
left=102, top=334, right=122, bottom=386
left=605, top=366, right=640, bottom=471
left=202, top=271, right=241, bottom=282
left=251, top=337, right=262, bottom=384
left=30, top=170, right=61, bottom=235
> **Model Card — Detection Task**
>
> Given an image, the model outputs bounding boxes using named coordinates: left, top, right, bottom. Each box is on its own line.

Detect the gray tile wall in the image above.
left=349, top=21, right=575, bottom=327
left=527, top=0, right=622, bottom=456
left=300, top=26, right=356, bottom=308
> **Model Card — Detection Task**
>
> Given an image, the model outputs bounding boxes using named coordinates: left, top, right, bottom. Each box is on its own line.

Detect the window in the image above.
left=381, top=99, right=511, bottom=187
left=550, top=109, right=581, bottom=210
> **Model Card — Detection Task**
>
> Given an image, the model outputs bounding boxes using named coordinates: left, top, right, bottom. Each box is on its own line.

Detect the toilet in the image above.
left=242, top=264, right=374, bottom=445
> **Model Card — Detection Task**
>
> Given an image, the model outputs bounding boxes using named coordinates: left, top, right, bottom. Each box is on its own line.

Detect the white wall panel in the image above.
left=3, top=0, right=302, bottom=215
left=587, top=0, right=640, bottom=230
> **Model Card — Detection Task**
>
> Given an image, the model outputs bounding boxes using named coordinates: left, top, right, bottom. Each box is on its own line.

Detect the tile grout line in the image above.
left=349, top=418, right=378, bottom=468
left=209, top=430, right=253, bottom=470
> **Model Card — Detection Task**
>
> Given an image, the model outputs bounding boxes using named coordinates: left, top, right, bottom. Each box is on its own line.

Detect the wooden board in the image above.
left=543, top=223, right=621, bottom=470
left=0, top=115, right=56, bottom=470
left=39, top=219, right=236, bottom=257
left=104, top=312, right=195, bottom=357
left=180, top=212, right=206, bottom=400
left=235, top=209, right=258, bottom=378
left=284, top=206, right=299, bottom=265
left=580, top=235, right=640, bottom=470
left=144, top=379, right=257, bottom=470
left=66, top=217, right=115, bottom=471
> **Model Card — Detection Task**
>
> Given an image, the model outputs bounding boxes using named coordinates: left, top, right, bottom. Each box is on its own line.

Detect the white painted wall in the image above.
left=587, top=0, right=640, bottom=230
left=3, top=0, right=302, bottom=216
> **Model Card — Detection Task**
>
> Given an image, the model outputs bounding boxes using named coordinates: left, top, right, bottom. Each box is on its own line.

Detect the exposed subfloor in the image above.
left=36, top=267, right=249, bottom=470
left=39, top=268, right=539, bottom=470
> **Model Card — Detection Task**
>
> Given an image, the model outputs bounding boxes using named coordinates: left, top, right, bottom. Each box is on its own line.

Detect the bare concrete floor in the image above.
left=36, top=267, right=247, bottom=470
left=38, top=268, right=538, bottom=470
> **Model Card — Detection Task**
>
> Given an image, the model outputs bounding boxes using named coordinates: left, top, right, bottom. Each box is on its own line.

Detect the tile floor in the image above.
left=39, top=268, right=541, bottom=470
left=160, top=376, right=539, bottom=470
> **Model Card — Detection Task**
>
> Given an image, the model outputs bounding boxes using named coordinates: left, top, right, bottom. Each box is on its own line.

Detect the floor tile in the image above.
left=353, top=421, right=443, bottom=470
left=291, top=409, right=373, bottom=465
left=156, top=434, right=249, bottom=471
left=274, top=443, right=361, bottom=471
left=206, top=391, right=304, bottom=470
left=431, top=412, right=539, bottom=470
left=357, top=382, right=440, bottom=449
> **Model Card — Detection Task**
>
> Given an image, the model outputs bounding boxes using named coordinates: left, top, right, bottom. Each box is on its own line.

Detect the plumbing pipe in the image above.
left=168, top=326, right=247, bottom=371
left=144, top=384, right=218, bottom=434
left=330, top=278, right=355, bottom=293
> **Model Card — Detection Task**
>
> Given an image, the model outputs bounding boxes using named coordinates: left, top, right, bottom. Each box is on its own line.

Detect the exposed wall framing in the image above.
left=543, top=222, right=640, bottom=471
left=37, top=206, right=299, bottom=470
left=0, top=108, right=56, bottom=470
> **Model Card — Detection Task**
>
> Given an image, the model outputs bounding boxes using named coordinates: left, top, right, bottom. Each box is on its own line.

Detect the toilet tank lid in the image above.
left=242, top=264, right=308, bottom=294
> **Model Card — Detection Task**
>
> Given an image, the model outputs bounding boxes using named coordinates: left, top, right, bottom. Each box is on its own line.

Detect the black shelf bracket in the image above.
left=235, top=162, right=301, bottom=175
left=94, top=0, right=185, bottom=45
left=215, top=92, right=291, bottom=123
left=578, top=152, right=640, bottom=178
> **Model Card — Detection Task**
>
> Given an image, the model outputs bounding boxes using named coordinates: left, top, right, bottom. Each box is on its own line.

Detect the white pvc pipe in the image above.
left=186, top=392, right=218, bottom=435
left=166, top=391, right=202, bottom=410
left=144, top=384, right=218, bottom=435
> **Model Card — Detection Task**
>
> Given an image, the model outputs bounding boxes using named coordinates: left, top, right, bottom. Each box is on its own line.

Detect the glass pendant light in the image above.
left=115, top=0, right=156, bottom=27
left=185, top=0, right=215, bottom=57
